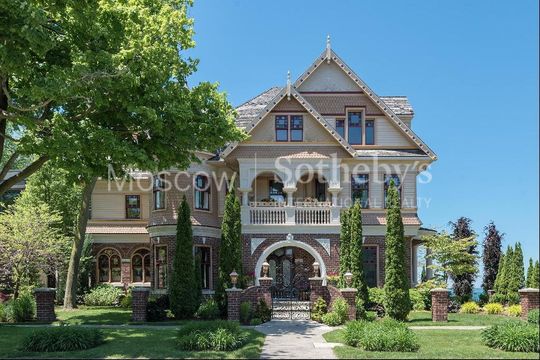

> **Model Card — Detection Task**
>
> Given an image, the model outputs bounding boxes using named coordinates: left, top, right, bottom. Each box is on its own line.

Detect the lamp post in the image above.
left=313, top=262, right=320, bottom=277
left=344, top=271, right=353, bottom=287
left=230, top=270, right=238, bottom=289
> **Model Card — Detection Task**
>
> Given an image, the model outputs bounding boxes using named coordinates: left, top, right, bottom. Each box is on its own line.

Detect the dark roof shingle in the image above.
left=235, top=87, right=282, bottom=129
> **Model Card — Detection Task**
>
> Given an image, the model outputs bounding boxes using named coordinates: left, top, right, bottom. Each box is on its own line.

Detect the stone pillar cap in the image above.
left=33, top=288, right=56, bottom=292
left=340, top=288, right=358, bottom=293
left=308, top=276, right=324, bottom=281
left=132, top=287, right=151, bottom=292
left=225, top=288, right=243, bottom=293
left=519, top=288, right=540, bottom=293
left=430, top=288, right=449, bottom=293
left=259, top=276, right=273, bottom=281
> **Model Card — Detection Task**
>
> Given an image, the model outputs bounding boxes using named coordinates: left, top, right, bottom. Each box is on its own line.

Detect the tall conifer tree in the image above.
left=383, top=180, right=411, bottom=321
left=349, top=201, right=369, bottom=304
left=482, top=222, right=503, bottom=293
left=339, top=208, right=351, bottom=287
left=169, top=196, right=199, bottom=318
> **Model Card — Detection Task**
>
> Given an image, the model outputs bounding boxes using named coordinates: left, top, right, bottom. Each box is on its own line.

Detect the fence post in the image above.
left=430, top=288, right=449, bottom=322
left=226, top=288, right=242, bottom=321
left=33, top=288, right=56, bottom=323
left=340, top=288, right=357, bottom=320
left=519, top=288, right=540, bottom=320
left=131, top=287, right=150, bottom=322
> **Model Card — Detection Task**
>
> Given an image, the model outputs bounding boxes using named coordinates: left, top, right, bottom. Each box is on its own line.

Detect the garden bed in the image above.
left=324, top=329, right=538, bottom=359
left=0, top=326, right=265, bottom=359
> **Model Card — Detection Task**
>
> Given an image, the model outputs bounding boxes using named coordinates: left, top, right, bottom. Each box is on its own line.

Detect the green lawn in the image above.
left=324, top=328, right=538, bottom=359
left=55, top=306, right=132, bottom=325
left=406, top=311, right=523, bottom=326
left=0, top=326, right=265, bottom=359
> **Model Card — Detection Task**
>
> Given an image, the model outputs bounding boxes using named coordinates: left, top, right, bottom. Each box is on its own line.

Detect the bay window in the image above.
left=194, top=175, right=210, bottom=210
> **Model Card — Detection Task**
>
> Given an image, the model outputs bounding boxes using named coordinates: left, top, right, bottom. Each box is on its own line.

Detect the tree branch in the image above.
left=0, top=156, right=48, bottom=196
left=0, top=151, right=19, bottom=182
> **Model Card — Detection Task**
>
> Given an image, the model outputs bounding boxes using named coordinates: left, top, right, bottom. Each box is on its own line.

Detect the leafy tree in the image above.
left=169, top=196, right=199, bottom=318
left=449, top=217, right=478, bottom=302
left=348, top=200, right=369, bottom=304
left=424, top=232, right=478, bottom=283
left=383, top=180, right=411, bottom=321
left=216, top=190, right=242, bottom=314
left=1, top=1, right=245, bottom=308
left=482, top=222, right=503, bottom=293
left=0, top=197, right=69, bottom=298
left=338, top=208, right=351, bottom=288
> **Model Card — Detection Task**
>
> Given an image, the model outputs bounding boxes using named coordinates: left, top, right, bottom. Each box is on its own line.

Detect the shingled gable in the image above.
left=221, top=87, right=357, bottom=158
left=294, top=48, right=438, bottom=161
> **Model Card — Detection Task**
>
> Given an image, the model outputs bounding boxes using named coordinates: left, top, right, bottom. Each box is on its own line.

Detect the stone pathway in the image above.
left=255, top=320, right=337, bottom=359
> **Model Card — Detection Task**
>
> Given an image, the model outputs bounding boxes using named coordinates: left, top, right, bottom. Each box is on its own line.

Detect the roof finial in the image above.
left=326, top=35, right=331, bottom=63
left=286, top=70, right=291, bottom=100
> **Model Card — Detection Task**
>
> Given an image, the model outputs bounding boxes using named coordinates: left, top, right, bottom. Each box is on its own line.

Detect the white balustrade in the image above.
left=249, top=207, right=287, bottom=224
left=295, top=207, right=332, bottom=224
left=244, top=204, right=339, bottom=225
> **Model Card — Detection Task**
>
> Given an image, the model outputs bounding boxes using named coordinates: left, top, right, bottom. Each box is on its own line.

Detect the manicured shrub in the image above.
left=146, top=295, right=169, bottom=322
left=254, top=299, right=271, bottom=323
left=355, top=297, right=366, bottom=320
left=177, top=321, right=248, bottom=351
left=482, top=322, right=539, bottom=353
left=120, top=293, right=132, bottom=309
left=196, top=299, right=220, bottom=320
left=484, top=303, right=504, bottom=315
left=239, top=302, right=251, bottom=325
left=0, top=303, right=6, bottom=322
left=459, top=301, right=480, bottom=314
left=322, top=312, right=343, bottom=327
left=506, top=304, right=522, bottom=317
left=527, top=309, right=539, bottom=324
left=331, top=297, right=349, bottom=324
left=249, top=318, right=262, bottom=326
left=311, top=296, right=327, bottom=323
left=21, top=327, right=104, bottom=352
left=368, top=287, right=385, bottom=307
left=409, top=289, right=426, bottom=311
left=83, top=285, right=123, bottom=306
left=344, top=319, right=419, bottom=352
left=5, top=292, right=35, bottom=322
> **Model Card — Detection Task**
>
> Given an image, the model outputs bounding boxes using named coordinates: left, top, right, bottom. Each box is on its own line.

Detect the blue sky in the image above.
left=187, top=1, right=539, bottom=270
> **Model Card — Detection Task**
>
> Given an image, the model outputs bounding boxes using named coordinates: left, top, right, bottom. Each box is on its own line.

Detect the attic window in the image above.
left=275, top=115, right=288, bottom=142
left=348, top=111, right=362, bottom=145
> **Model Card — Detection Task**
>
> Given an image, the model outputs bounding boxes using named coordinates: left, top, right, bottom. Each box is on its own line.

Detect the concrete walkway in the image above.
left=254, top=320, right=338, bottom=359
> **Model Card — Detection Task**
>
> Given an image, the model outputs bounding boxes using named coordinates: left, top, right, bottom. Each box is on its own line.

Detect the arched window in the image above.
left=97, top=248, right=122, bottom=283
left=131, top=249, right=151, bottom=283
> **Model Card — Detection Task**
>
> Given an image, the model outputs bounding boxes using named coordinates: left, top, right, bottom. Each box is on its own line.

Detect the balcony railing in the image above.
left=242, top=201, right=340, bottom=225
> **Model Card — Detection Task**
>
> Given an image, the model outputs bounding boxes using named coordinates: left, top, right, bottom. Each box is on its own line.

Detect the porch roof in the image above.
left=86, top=222, right=148, bottom=234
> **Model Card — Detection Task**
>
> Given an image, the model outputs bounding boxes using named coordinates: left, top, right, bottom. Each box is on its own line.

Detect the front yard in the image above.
left=406, top=311, right=523, bottom=326
left=324, top=328, right=538, bottom=359
left=0, top=326, right=265, bottom=359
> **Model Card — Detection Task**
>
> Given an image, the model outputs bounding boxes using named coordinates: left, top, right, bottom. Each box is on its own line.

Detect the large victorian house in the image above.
left=86, top=40, right=437, bottom=296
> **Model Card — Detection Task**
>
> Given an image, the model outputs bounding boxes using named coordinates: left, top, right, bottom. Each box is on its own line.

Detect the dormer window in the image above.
left=275, top=116, right=288, bottom=142
left=290, top=115, right=303, bottom=141
left=348, top=111, right=362, bottom=145
left=365, top=119, right=375, bottom=145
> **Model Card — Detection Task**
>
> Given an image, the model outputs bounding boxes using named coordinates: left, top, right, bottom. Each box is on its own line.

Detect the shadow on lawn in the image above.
left=56, top=307, right=132, bottom=325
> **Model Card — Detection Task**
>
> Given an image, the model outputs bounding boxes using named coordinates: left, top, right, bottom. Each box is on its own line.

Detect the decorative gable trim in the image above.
left=222, top=87, right=356, bottom=158
left=294, top=49, right=437, bottom=161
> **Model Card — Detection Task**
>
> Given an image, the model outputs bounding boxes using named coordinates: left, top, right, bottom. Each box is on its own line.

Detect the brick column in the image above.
left=430, top=288, right=449, bottom=322
left=33, top=288, right=56, bottom=323
left=309, top=277, right=324, bottom=305
left=226, top=288, right=242, bottom=321
left=340, top=288, right=358, bottom=320
left=131, top=287, right=150, bottom=322
left=519, top=288, right=540, bottom=320
left=259, top=277, right=273, bottom=307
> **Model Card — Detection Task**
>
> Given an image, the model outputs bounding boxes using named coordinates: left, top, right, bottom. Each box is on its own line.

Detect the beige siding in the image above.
left=91, top=179, right=151, bottom=220
left=297, top=61, right=359, bottom=92
left=374, top=117, right=415, bottom=147
left=402, top=171, right=417, bottom=209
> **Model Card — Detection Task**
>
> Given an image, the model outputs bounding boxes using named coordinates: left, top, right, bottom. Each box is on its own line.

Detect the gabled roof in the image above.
left=294, top=49, right=437, bottom=160
left=222, top=87, right=357, bottom=158
left=235, top=87, right=282, bottom=129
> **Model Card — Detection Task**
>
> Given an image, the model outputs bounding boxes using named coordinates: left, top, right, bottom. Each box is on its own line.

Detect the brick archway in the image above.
left=254, top=235, right=327, bottom=286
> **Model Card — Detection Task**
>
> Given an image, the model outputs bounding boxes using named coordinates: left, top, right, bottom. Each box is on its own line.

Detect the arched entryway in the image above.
left=255, top=235, right=327, bottom=286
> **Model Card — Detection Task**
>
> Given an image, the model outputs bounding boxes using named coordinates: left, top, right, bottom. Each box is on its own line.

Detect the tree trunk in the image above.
left=0, top=76, right=8, bottom=162
left=63, top=177, right=97, bottom=309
